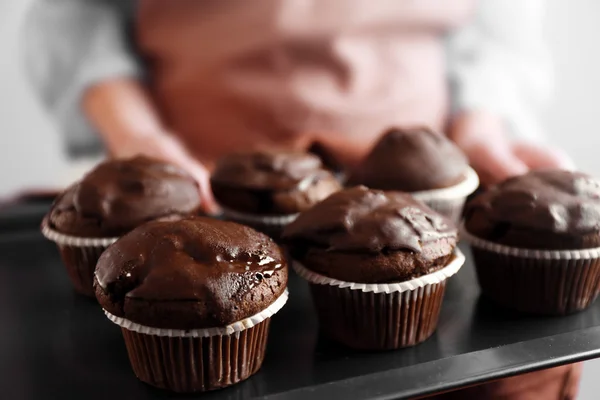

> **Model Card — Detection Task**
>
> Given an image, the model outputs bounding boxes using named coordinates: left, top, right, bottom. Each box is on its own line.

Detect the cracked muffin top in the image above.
left=282, top=186, right=457, bottom=283
left=94, top=216, right=288, bottom=329
left=48, top=156, right=201, bottom=237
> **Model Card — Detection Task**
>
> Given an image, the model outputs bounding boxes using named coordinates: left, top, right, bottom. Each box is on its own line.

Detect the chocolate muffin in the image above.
left=284, top=186, right=457, bottom=282
left=95, top=216, right=288, bottom=392
left=48, top=156, right=201, bottom=237
left=463, top=169, right=600, bottom=314
left=349, top=127, right=468, bottom=191
left=464, top=170, right=600, bottom=250
left=211, top=150, right=341, bottom=237
left=41, top=156, right=202, bottom=296
left=212, top=150, right=341, bottom=215
left=283, top=186, right=464, bottom=349
left=348, top=127, right=479, bottom=222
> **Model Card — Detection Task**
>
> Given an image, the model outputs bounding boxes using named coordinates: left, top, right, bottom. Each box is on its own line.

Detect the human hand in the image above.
left=110, top=130, right=218, bottom=214
left=449, top=112, right=575, bottom=186
left=82, top=78, right=218, bottom=213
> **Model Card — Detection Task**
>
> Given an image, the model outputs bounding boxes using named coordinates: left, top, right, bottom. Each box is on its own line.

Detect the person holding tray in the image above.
left=22, top=0, right=578, bottom=398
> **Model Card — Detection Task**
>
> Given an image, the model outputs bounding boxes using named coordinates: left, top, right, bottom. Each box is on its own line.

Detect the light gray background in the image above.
left=1, top=1, right=599, bottom=397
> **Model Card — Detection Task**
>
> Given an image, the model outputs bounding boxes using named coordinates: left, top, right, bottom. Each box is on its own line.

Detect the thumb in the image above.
left=512, top=142, right=576, bottom=171
left=465, top=142, right=529, bottom=186
left=184, top=162, right=219, bottom=215
left=157, top=133, right=219, bottom=215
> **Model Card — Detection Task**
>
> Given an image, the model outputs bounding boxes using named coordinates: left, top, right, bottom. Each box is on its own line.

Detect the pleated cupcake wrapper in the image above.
left=419, top=197, right=467, bottom=225
left=104, top=290, right=288, bottom=393
left=461, top=226, right=600, bottom=314
left=41, top=218, right=118, bottom=297
left=460, top=225, right=600, bottom=259
left=219, top=207, right=298, bottom=226
left=219, top=206, right=298, bottom=239
left=293, top=250, right=464, bottom=349
left=412, top=167, right=479, bottom=223
left=103, top=289, right=289, bottom=338
left=411, top=167, right=479, bottom=202
left=310, top=280, right=447, bottom=349
left=121, top=318, right=270, bottom=393
left=41, top=218, right=119, bottom=248
left=293, top=248, right=465, bottom=293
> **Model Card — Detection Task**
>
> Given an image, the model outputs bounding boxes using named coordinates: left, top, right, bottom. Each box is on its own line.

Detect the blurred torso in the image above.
left=136, top=0, right=474, bottom=168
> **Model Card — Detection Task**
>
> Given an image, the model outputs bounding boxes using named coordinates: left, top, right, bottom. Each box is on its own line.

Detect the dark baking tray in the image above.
left=1, top=203, right=600, bottom=400
left=0, top=198, right=53, bottom=235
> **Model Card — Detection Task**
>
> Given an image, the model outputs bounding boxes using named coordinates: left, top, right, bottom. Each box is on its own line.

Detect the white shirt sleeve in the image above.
left=447, top=0, right=552, bottom=142
left=21, top=0, right=140, bottom=157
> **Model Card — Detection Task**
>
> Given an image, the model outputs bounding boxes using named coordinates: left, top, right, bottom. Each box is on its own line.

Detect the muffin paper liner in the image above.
left=293, top=250, right=464, bottom=349
left=412, top=167, right=479, bottom=223
left=411, top=167, right=479, bottom=201
left=103, top=290, right=288, bottom=393
left=41, top=219, right=118, bottom=247
left=41, top=218, right=118, bottom=297
left=219, top=206, right=298, bottom=238
left=293, top=249, right=465, bottom=293
left=461, top=226, right=600, bottom=314
left=219, top=207, right=298, bottom=226
left=120, top=318, right=270, bottom=392
left=417, top=197, right=467, bottom=225
left=103, top=289, right=289, bottom=337
left=460, top=226, right=600, bottom=259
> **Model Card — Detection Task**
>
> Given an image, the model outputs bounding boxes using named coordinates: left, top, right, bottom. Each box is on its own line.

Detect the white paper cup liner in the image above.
left=460, top=223, right=600, bottom=260
left=410, top=167, right=479, bottom=223
left=41, top=218, right=118, bottom=247
left=411, top=166, right=479, bottom=202
left=422, top=197, right=466, bottom=224
left=219, top=206, right=298, bottom=226
left=461, top=224, right=600, bottom=314
left=293, top=248, right=465, bottom=294
left=103, top=289, right=289, bottom=338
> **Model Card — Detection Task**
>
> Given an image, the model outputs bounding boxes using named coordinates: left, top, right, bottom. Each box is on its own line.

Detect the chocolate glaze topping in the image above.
left=95, top=217, right=287, bottom=329
left=211, top=151, right=330, bottom=191
left=48, top=156, right=201, bottom=237
left=464, top=170, right=600, bottom=248
left=283, top=186, right=456, bottom=253
left=349, top=127, right=469, bottom=191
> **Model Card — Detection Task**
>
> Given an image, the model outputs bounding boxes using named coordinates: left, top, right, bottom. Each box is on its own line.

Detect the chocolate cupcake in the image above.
left=95, top=217, right=288, bottom=392
left=283, top=186, right=465, bottom=350
left=349, top=127, right=479, bottom=222
left=211, top=150, right=341, bottom=237
left=41, top=156, right=201, bottom=296
left=463, top=170, right=600, bottom=315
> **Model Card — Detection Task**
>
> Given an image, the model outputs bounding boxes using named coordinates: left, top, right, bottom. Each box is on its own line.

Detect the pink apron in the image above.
left=136, top=0, right=473, bottom=168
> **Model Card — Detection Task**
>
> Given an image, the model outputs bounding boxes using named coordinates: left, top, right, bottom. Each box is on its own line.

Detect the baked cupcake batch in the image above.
left=40, top=130, right=600, bottom=393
